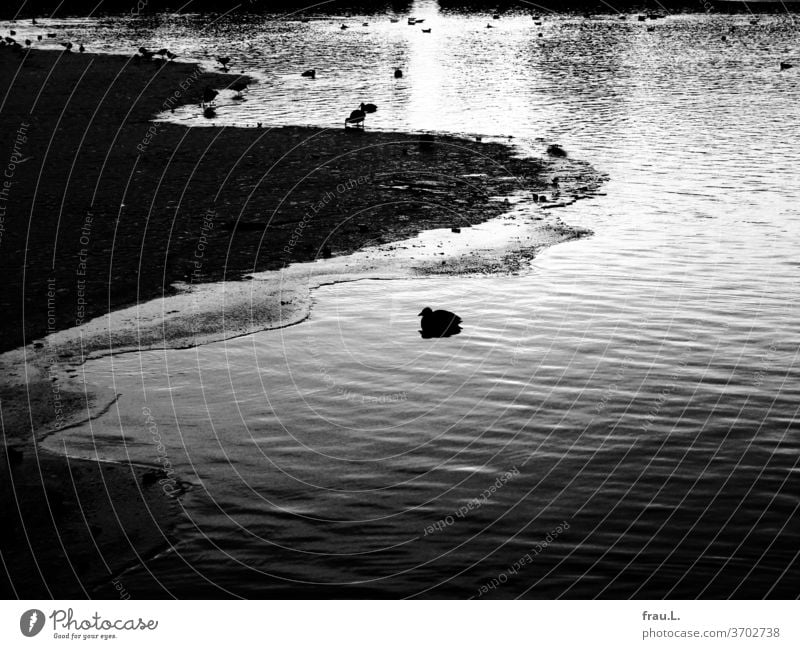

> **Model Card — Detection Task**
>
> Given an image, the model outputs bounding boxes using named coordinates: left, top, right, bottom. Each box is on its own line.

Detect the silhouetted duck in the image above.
left=419, top=307, right=462, bottom=338
left=394, top=68, right=403, bottom=78
left=360, top=102, right=377, bottom=113
left=780, top=62, right=793, bottom=71
left=301, top=68, right=316, bottom=79
left=422, top=28, right=431, bottom=33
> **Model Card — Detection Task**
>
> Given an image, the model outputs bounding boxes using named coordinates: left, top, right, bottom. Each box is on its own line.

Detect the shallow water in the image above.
left=26, top=6, right=800, bottom=596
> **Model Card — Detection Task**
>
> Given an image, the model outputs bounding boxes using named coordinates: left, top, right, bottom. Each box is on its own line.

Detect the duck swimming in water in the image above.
left=419, top=307, right=462, bottom=338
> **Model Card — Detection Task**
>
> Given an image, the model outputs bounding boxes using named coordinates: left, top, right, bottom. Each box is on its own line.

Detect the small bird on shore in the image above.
left=301, top=68, right=316, bottom=79
left=345, top=107, right=366, bottom=128
left=394, top=68, right=403, bottom=78
left=216, top=55, right=231, bottom=69
left=419, top=307, right=462, bottom=338
left=360, top=102, right=377, bottom=113
left=79, top=43, right=85, bottom=52
left=349, top=108, right=365, bottom=120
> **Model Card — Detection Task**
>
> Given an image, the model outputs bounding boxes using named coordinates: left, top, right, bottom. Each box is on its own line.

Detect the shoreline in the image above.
left=0, top=46, right=603, bottom=596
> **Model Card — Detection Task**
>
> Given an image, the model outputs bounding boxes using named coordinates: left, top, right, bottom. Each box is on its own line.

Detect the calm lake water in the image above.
left=28, top=5, right=800, bottom=597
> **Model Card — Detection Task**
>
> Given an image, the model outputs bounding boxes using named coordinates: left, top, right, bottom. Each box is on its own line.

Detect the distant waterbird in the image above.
left=230, top=78, right=248, bottom=99
left=202, top=87, right=219, bottom=106
left=301, top=68, right=316, bottom=79
left=780, top=62, right=793, bottom=71
left=422, top=28, right=431, bottom=33
left=360, top=102, right=377, bottom=113
left=394, top=68, right=402, bottom=78
left=79, top=43, right=85, bottom=53
left=216, top=55, right=231, bottom=69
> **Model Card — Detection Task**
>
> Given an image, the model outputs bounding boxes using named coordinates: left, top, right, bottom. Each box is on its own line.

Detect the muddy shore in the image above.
left=0, top=46, right=602, bottom=597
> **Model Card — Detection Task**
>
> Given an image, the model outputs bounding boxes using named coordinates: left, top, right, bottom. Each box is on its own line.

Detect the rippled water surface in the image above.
left=30, top=6, right=800, bottom=596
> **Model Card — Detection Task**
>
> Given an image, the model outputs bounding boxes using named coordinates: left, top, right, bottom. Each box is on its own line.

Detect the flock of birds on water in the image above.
left=1, top=13, right=795, bottom=123
left=1, top=12, right=795, bottom=121
left=1, top=14, right=794, bottom=65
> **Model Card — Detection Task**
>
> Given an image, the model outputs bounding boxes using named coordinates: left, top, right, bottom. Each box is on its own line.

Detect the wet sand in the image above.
left=0, top=45, right=602, bottom=596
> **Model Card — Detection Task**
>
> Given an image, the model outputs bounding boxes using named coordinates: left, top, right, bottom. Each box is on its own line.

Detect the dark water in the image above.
left=27, top=7, right=800, bottom=597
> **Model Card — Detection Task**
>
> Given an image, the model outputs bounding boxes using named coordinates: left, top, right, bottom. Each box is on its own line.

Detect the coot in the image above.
left=419, top=307, right=462, bottom=338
